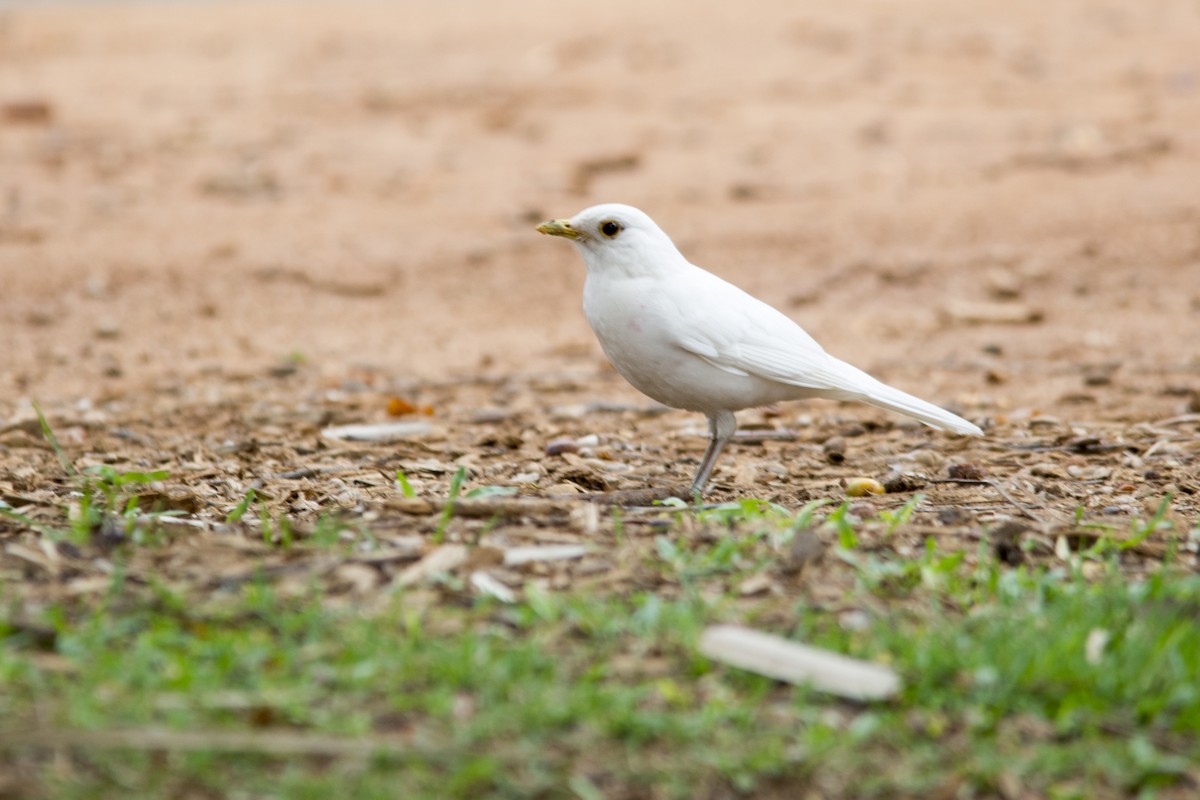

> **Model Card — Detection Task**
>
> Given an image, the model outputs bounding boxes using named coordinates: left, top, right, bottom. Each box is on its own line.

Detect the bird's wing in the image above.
left=671, top=268, right=857, bottom=394
left=678, top=332, right=852, bottom=392
left=671, top=267, right=981, bottom=435
left=672, top=336, right=753, bottom=377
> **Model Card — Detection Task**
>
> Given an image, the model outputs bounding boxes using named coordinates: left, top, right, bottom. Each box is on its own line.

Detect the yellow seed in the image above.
left=845, top=478, right=885, bottom=497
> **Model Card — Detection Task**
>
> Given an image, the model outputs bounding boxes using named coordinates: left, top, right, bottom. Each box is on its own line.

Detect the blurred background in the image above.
left=2, top=0, right=1198, bottom=416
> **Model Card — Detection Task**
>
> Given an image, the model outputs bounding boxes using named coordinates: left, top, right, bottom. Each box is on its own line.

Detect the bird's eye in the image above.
left=599, top=220, right=623, bottom=238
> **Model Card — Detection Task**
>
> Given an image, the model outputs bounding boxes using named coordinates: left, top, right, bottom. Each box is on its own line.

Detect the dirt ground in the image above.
left=2, top=0, right=1200, bottom=594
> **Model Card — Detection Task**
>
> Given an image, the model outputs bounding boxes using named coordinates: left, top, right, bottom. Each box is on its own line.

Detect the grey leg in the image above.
left=690, top=410, right=737, bottom=495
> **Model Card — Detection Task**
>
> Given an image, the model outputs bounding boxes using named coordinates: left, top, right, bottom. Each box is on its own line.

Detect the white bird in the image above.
left=536, top=203, right=982, bottom=495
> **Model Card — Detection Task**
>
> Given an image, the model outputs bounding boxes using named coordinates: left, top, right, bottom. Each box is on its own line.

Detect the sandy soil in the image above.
left=1, top=0, right=1199, bottom=539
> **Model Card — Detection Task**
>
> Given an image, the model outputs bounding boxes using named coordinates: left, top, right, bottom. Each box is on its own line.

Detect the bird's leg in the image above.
left=691, top=410, right=737, bottom=496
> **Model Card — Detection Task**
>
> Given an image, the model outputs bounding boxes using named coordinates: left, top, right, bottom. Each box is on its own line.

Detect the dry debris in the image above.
left=0, top=365, right=1195, bottom=616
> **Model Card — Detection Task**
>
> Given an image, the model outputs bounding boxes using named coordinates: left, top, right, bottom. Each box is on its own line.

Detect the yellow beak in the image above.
left=536, top=219, right=585, bottom=240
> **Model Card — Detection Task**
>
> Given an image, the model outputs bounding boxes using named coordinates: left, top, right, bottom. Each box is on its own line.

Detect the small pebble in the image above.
left=94, top=319, right=121, bottom=339
left=937, top=507, right=971, bottom=526
left=848, top=502, right=876, bottom=519
left=984, top=267, right=1022, bottom=300
left=823, top=437, right=846, bottom=464
left=948, top=463, right=986, bottom=481
left=545, top=437, right=579, bottom=456
left=784, top=529, right=824, bottom=576
left=468, top=408, right=512, bottom=424
left=901, top=449, right=944, bottom=468
left=838, top=610, right=871, bottom=632
left=883, top=470, right=927, bottom=493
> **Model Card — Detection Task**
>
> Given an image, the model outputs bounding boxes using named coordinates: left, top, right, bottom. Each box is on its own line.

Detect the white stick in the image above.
left=698, top=625, right=900, bottom=701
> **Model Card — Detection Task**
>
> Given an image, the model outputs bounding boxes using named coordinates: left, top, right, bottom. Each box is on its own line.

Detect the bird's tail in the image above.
left=830, top=362, right=982, bottom=436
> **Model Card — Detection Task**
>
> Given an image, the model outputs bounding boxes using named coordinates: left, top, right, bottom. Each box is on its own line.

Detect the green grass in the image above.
left=2, top=531, right=1198, bottom=798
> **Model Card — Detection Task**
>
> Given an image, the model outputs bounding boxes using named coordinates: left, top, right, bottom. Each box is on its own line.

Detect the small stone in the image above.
left=990, top=520, right=1028, bottom=565
left=94, top=319, right=120, bottom=339
left=984, top=268, right=1022, bottom=300
left=549, top=404, right=588, bottom=420
left=902, top=449, right=945, bottom=469
left=545, top=437, right=579, bottom=456
left=948, top=463, right=986, bottom=481
left=84, top=276, right=110, bottom=299
left=1082, top=362, right=1120, bottom=386
left=1030, top=463, right=1067, bottom=479
left=469, top=408, right=512, bottom=423
left=882, top=470, right=927, bottom=493
left=937, top=507, right=972, bottom=526
left=783, top=529, right=824, bottom=577
left=848, top=502, right=876, bottom=519
left=838, top=610, right=871, bottom=632
left=823, top=437, right=846, bottom=464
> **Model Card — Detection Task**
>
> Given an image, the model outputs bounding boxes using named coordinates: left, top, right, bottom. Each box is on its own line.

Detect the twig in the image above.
left=733, top=429, right=798, bottom=443
left=0, top=727, right=413, bottom=757
left=929, top=479, right=1044, bottom=522
left=576, top=485, right=691, bottom=506
left=1154, top=413, right=1200, bottom=427
left=382, top=496, right=570, bottom=519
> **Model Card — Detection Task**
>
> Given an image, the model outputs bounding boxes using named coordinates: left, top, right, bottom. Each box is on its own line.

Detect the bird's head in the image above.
left=536, top=203, right=687, bottom=277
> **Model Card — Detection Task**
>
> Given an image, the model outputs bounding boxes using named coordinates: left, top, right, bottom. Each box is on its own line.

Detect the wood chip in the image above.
left=469, top=570, right=516, bottom=603
left=698, top=624, right=901, bottom=700
left=3, top=544, right=60, bottom=575
left=321, top=422, right=434, bottom=442
left=392, top=545, right=467, bottom=588
left=503, top=544, right=589, bottom=566
left=0, top=430, right=53, bottom=450
left=737, top=573, right=774, bottom=596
